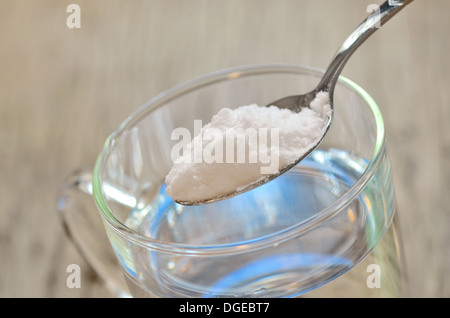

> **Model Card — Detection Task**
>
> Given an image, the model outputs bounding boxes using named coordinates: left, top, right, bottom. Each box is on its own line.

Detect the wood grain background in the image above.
left=1, top=0, right=448, bottom=297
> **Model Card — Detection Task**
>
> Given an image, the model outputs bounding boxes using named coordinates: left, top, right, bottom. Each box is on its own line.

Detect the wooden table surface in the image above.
left=1, top=0, right=448, bottom=298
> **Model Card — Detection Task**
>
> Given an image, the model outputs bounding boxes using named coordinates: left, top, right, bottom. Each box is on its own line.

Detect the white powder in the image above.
left=165, top=91, right=331, bottom=203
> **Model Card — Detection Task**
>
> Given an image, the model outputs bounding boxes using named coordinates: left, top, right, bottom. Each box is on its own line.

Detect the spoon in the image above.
left=177, top=0, right=413, bottom=206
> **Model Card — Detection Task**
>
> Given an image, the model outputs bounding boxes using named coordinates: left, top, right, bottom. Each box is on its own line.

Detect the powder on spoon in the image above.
left=165, top=91, right=331, bottom=203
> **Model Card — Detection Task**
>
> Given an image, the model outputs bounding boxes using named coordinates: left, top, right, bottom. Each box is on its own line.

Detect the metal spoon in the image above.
left=178, top=0, right=413, bottom=206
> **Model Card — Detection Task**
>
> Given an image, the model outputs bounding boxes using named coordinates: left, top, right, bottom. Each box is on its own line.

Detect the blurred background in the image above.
left=0, top=0, right=448, bottom=297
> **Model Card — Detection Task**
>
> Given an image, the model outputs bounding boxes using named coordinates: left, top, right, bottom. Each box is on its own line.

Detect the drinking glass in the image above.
left=57, top=64, right=405, bottom=298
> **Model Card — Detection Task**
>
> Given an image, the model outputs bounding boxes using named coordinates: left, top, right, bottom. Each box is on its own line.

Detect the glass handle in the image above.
left=57, top=167, right=131, bottom=297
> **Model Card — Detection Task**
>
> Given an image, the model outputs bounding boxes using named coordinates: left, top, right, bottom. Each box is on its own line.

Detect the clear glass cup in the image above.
left=57, top=64, right=405, bottom=298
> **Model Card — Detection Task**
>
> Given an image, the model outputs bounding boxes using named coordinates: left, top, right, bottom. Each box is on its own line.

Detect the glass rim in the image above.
left=92, top=63, right=385, bottom=256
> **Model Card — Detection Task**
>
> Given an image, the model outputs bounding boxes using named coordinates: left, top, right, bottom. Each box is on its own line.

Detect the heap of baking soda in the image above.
left=165, top=91, right=331, bottom=203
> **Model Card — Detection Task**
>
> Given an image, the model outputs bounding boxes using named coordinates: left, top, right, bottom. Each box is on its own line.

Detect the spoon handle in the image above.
left=319, top=0, right=413, bottom=93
